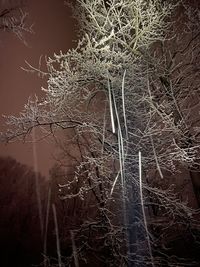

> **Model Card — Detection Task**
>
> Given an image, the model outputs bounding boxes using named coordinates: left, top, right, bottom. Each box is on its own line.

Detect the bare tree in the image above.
left=0, top=0, right=33, bottom=44
left=1, top=0, right=200, bottom=266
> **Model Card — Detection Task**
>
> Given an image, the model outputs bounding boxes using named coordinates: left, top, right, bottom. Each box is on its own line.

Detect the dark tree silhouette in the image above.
left=0, top=156, right=46, bottom=267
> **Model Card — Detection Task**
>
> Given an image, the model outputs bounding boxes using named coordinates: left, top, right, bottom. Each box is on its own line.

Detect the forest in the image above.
left=1, top=0, right=200, bottom=266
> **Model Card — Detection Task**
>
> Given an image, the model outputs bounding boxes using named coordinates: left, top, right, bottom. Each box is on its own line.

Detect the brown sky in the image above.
left=0, top=0, right=77, bottom=177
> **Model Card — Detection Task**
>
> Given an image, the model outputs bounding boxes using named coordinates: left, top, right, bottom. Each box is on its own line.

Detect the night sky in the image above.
left=0, top=0, right=76, bottom=177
